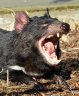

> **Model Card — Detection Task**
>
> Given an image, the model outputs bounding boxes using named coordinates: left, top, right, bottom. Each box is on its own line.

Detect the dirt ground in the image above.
left=0, top=11, right=79, bottom=96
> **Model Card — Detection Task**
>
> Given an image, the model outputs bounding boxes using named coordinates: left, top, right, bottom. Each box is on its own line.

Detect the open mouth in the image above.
left=37, top=33, right=61, bottom=66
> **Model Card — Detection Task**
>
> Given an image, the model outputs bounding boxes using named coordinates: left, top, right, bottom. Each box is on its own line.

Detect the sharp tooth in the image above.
left=43, top=46, right=45, bottom=50
left=57, top=33, right=59, bottom=38
left=55, top=45, right=57, bottom=49
left=47, top=35, right=53, bottom=38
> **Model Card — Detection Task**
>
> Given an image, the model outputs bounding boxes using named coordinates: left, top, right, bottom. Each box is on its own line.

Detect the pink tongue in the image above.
left=44, top=42, right=54, bottom=55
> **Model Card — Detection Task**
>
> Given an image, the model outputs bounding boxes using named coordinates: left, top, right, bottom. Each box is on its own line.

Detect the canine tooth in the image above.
left=47, top=35, right=53, bottom=38
left=57, top=33, right=59, bottom=38
left=55, top=45, right=57, bottom=49
left=43, top=46, right=45, bottom=50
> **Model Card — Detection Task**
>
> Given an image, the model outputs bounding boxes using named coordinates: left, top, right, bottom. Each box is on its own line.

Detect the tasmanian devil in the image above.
left=0, top=9, right=70, bottom=89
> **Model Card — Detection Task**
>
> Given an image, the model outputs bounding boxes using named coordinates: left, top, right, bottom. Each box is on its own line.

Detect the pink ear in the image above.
left=14, top=11, right=29, bottom=33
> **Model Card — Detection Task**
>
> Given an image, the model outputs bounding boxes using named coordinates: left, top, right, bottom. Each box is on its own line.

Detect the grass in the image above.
left=0, top=4, right=79, bottom=14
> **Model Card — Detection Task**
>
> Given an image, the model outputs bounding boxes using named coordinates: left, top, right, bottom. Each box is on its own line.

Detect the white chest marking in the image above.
left=9, top=65, right=42, bottom=76
left=9, top=65, right=26, bottom=74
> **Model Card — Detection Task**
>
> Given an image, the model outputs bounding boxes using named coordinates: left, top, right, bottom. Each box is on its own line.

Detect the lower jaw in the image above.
left=42, top=53, right=61, bottom=66
left=42, top=49, right=61, bottom=66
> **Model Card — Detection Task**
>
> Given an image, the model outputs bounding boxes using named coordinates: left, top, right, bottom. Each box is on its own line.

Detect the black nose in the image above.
left=61, top=23, right=70, bottom=32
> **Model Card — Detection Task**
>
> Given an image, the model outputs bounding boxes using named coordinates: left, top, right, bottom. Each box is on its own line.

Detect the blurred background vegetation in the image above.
left=0, top=0, right=78, bottom=31
left=0, top=0, right=79, bottom=13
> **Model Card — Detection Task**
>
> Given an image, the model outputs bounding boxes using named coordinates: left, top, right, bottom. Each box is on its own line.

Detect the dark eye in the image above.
left=40, top=20, right=52, bottom=25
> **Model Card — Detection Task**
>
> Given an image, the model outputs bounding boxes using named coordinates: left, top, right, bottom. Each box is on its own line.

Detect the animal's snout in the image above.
left=61, top=23, right=70, bottom=32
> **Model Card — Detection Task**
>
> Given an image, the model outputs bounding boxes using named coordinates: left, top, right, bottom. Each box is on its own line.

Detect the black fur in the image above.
left=0, top=11, right=70, bottom=84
